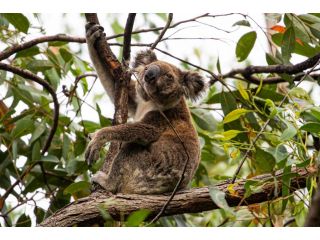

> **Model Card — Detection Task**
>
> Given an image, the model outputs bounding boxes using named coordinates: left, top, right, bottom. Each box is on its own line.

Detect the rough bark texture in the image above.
left=40, top=167, right=316, bottom=227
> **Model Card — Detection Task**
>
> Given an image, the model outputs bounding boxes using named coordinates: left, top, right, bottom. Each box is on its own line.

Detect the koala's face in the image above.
left=134, top=50, right=205, bottom=108
left=137, top=61, right=184, bottom=107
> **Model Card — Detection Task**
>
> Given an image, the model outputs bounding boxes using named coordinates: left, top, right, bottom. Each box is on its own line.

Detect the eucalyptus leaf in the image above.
left=2, top=13, right=30, bottom=33
left=236, top=31, right=257, bottom=62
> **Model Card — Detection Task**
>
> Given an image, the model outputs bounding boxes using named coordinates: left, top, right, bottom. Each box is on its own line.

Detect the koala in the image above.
left=85, top=23, right=206, bottom=194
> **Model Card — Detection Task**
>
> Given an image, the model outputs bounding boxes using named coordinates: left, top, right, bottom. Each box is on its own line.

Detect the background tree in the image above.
left=0, top=13, right=320, bottom=227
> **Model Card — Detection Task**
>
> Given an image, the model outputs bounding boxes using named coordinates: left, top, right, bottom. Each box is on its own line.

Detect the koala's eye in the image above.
left=166, top=73, right=173, bottom=80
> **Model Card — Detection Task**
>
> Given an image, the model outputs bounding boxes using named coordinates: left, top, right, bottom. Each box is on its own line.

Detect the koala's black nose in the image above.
left=145, top=65, right=160, bottom=83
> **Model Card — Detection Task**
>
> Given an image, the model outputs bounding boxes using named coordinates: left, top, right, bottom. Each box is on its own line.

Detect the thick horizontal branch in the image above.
left=40, top=167, right=317, bottom=227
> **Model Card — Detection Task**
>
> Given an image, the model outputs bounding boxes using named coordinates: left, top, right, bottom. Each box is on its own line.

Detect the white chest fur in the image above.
left=134, top=97, right=157, bottom=122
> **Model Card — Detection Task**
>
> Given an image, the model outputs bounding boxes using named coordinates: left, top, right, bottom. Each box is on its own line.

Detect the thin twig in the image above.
left=106, top=13, right=211, bottom=41
left=0, top=161, right=40, bottom=205
left=150, top=13, right=173, bottom=50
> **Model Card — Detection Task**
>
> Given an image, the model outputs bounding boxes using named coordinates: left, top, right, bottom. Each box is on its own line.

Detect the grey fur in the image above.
left=85, top=24, right=205, bottom=194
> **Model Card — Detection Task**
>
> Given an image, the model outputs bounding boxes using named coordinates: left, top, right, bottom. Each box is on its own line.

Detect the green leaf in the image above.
left=16, top=213, right=31, bottom=227
left=32, top=141, right=41, bottom=162
left=41, top=155, right=60, bottom=163
left=289, top=87, right=312, bottom=101
left=2, top=13, right=30, bottom=33
left=11, top=116, right=34, bottom=138
left=82, top=120, right=101, bottom=132
left=310, top=107, right=320, bottom=121
left=280, top=122, right=297, bottom=141
left=232, top=20, right=251, bottom=27
left=310, top=23, right=320, bottom=39
left=300, top=122, right=320, bottom=134
left=15, top=46, right=40, bottom=58
left=211, top=130, right=242, bottom=141
left=59, top=48, right=73, bottom=63
left=30, top=123, right=46, bottom=144
left=236, top=31, right=257, bottom=62
left=34, top=207, right=46, bottom=224
left=253, top=147, right=276, bottom=173
left=298, top=14, right=320, bottom=24
left=126, top=209, right=151, bottom=227
left=27, top=60, right=54, bottom=72
left=66, top=159, right=87, bottom=175
left=223, top=108, right=252, bottom=124
left=237, top=82, right=250, bottom=101
left=266, top=52, right=283, bottom=65
left=272, top=32, right=317, bottom=58
left=191, top=108, right=217, bottom=131
left=63, top=181, right=91, bottom=195
left=281, top=27, right=295, bottom=62
left=219, top=91, right=248, bottom=142
left=96, top=104, right=112, bottom=127
left=209, top=187, right=232, bottom=212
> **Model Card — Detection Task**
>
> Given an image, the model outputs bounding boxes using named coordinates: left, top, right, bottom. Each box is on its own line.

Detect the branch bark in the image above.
left=0, top=34, right=85, bottom=61
left=40, top=166, right=317, bottom=227
left=122, top=13, right=136, bottom=64
left=221, top=53, right=320, bottom=84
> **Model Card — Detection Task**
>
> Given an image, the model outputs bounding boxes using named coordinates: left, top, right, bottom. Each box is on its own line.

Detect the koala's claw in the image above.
left=85, top=23, right=105, bottom=46
left=85, top=138, right=102, bottom=166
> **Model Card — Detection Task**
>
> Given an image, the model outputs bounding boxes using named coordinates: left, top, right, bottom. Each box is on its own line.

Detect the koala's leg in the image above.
left=85, top=123, right=161, bottom=166
left=86, top=23, right=115, bottom=101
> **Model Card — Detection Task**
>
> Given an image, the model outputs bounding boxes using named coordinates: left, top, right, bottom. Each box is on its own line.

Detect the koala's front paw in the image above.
left=85, top=132, right=105, bottom=166
left=85, top=23, right=105, bottom=46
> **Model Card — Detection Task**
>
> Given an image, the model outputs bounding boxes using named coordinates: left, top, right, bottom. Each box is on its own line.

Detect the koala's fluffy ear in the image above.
left=182, top=71, right=206, bottom=100
left=133, top=50, right=157, bottom=68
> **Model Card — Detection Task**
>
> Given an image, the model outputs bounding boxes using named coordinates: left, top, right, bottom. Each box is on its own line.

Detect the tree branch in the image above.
left=122, top=13, right=136, bottom=64
left=150, top=13, right=173, bottom=50
left=222, top=53, right=320, bottom=83
left=39, top=166, right=317, bottom=227
left=0, top=34, right=85, bottom=61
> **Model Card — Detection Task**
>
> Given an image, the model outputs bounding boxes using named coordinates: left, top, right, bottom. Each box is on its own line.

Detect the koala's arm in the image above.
left=86, top=24, right=138, bottom=114
left=85, top=122, right=161, bottom=165
left=86, top=24, right=115, bottom=101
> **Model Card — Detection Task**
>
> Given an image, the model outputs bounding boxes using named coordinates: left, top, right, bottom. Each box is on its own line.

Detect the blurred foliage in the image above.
left=0, top=13, right=320, bottom=227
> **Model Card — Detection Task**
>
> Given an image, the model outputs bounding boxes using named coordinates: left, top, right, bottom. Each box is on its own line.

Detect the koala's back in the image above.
left=110, top=99, right=200, bottom=194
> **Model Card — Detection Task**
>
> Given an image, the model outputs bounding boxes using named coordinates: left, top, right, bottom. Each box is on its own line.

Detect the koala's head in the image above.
left=133, top=50, right=206, bottom=108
